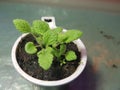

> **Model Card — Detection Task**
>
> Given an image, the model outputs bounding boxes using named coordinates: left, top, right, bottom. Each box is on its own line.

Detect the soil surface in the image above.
left=16, top=34, right=81, bottom=81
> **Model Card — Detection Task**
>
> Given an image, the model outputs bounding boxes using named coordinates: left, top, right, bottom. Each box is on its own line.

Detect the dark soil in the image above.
left=16, top=34, right=81, bottom=81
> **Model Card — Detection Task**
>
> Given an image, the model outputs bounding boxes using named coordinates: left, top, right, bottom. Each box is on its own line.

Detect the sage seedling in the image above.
left=13, top=19, right=83, bottom=70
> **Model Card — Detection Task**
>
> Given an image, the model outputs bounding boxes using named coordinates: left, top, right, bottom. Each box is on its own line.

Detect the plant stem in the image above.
left=35, top=45, right=41, bottom=48
left=30, top=33, right=43, bottom=48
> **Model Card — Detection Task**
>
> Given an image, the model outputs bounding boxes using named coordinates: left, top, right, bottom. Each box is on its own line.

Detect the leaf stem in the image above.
left=30, top=33, right=43, bottom=48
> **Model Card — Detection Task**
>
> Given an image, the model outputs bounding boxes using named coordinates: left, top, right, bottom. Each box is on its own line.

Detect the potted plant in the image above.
left=11, top=17, right=87, bottom=88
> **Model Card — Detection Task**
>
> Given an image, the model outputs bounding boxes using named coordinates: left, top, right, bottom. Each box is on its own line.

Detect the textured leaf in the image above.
left=32, top=20, right=49, bottom=35
left=36, top=36, right=43, bottom=45
left=64, top=30, right=83, bottom=43
left=43, top=30, right=58, bottom=46
left=58, top=30, right=82, bottom=43
left=37, top=47, right=53, bottom=70
left=52, top=27, right=63, bottom=33
left=13, top=19, right=31, bottom=33
left=52, top=48, right=59, bottom=58
left=31, top=27, right=41, bottom=36
left=58, top=33, right=68, bottom=43
left=65, top=51, right=77, bottom=61
left=25, top=42, right=37, bottom=54
left=59, top=44, right=66, bottom=56
left=52, top=44, right=66, bottom=58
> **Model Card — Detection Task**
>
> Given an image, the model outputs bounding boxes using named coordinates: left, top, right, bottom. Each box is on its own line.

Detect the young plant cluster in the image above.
left=13, top=19, right=83, bottom=70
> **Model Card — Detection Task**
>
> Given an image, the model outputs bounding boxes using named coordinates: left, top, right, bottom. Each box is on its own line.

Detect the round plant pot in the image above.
left=11, top=17, right=87, bottom=87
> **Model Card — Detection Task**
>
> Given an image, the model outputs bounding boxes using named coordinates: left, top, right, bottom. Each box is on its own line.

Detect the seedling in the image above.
left=13, top=19, right=83, bottom=70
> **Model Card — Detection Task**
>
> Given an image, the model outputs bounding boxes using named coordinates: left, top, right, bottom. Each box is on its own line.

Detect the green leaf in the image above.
left=52, top=48, right=59, bottom=58
left=37, top=47, right=53, bottom=56
left=25, top=42, right=37, bottom=54
left=37, top=47, right=53, bottom=70
left=52, top=44, right=66, bottom=58
left=52, top=27, right=63, bottom=33
left=58, top=33, right=68, bottom=43
left=43, top=30, right=58, bottom=46
left=65, top=51, right=77, bottom=61
left=59, top=44, right=66, bottom=56
left=58, top=30, right=83, bottom=43
left=65, top=30, right=83, bottom=43
left=32, top=20, right=49, bottom=35
left=36, top=36, right=43, bottom=45
left=13, top=19, right=31, bottom=33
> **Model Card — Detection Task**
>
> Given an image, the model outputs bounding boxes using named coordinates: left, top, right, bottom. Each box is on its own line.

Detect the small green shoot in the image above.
left=13, top=19, right=83, bottom=70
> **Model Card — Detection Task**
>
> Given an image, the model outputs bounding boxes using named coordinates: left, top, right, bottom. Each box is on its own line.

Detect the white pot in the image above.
left=11, top=17, right=87, bottom=87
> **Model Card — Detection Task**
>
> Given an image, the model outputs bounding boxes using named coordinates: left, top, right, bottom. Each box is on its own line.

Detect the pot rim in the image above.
left=11, top=32, right=87, bottom=86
